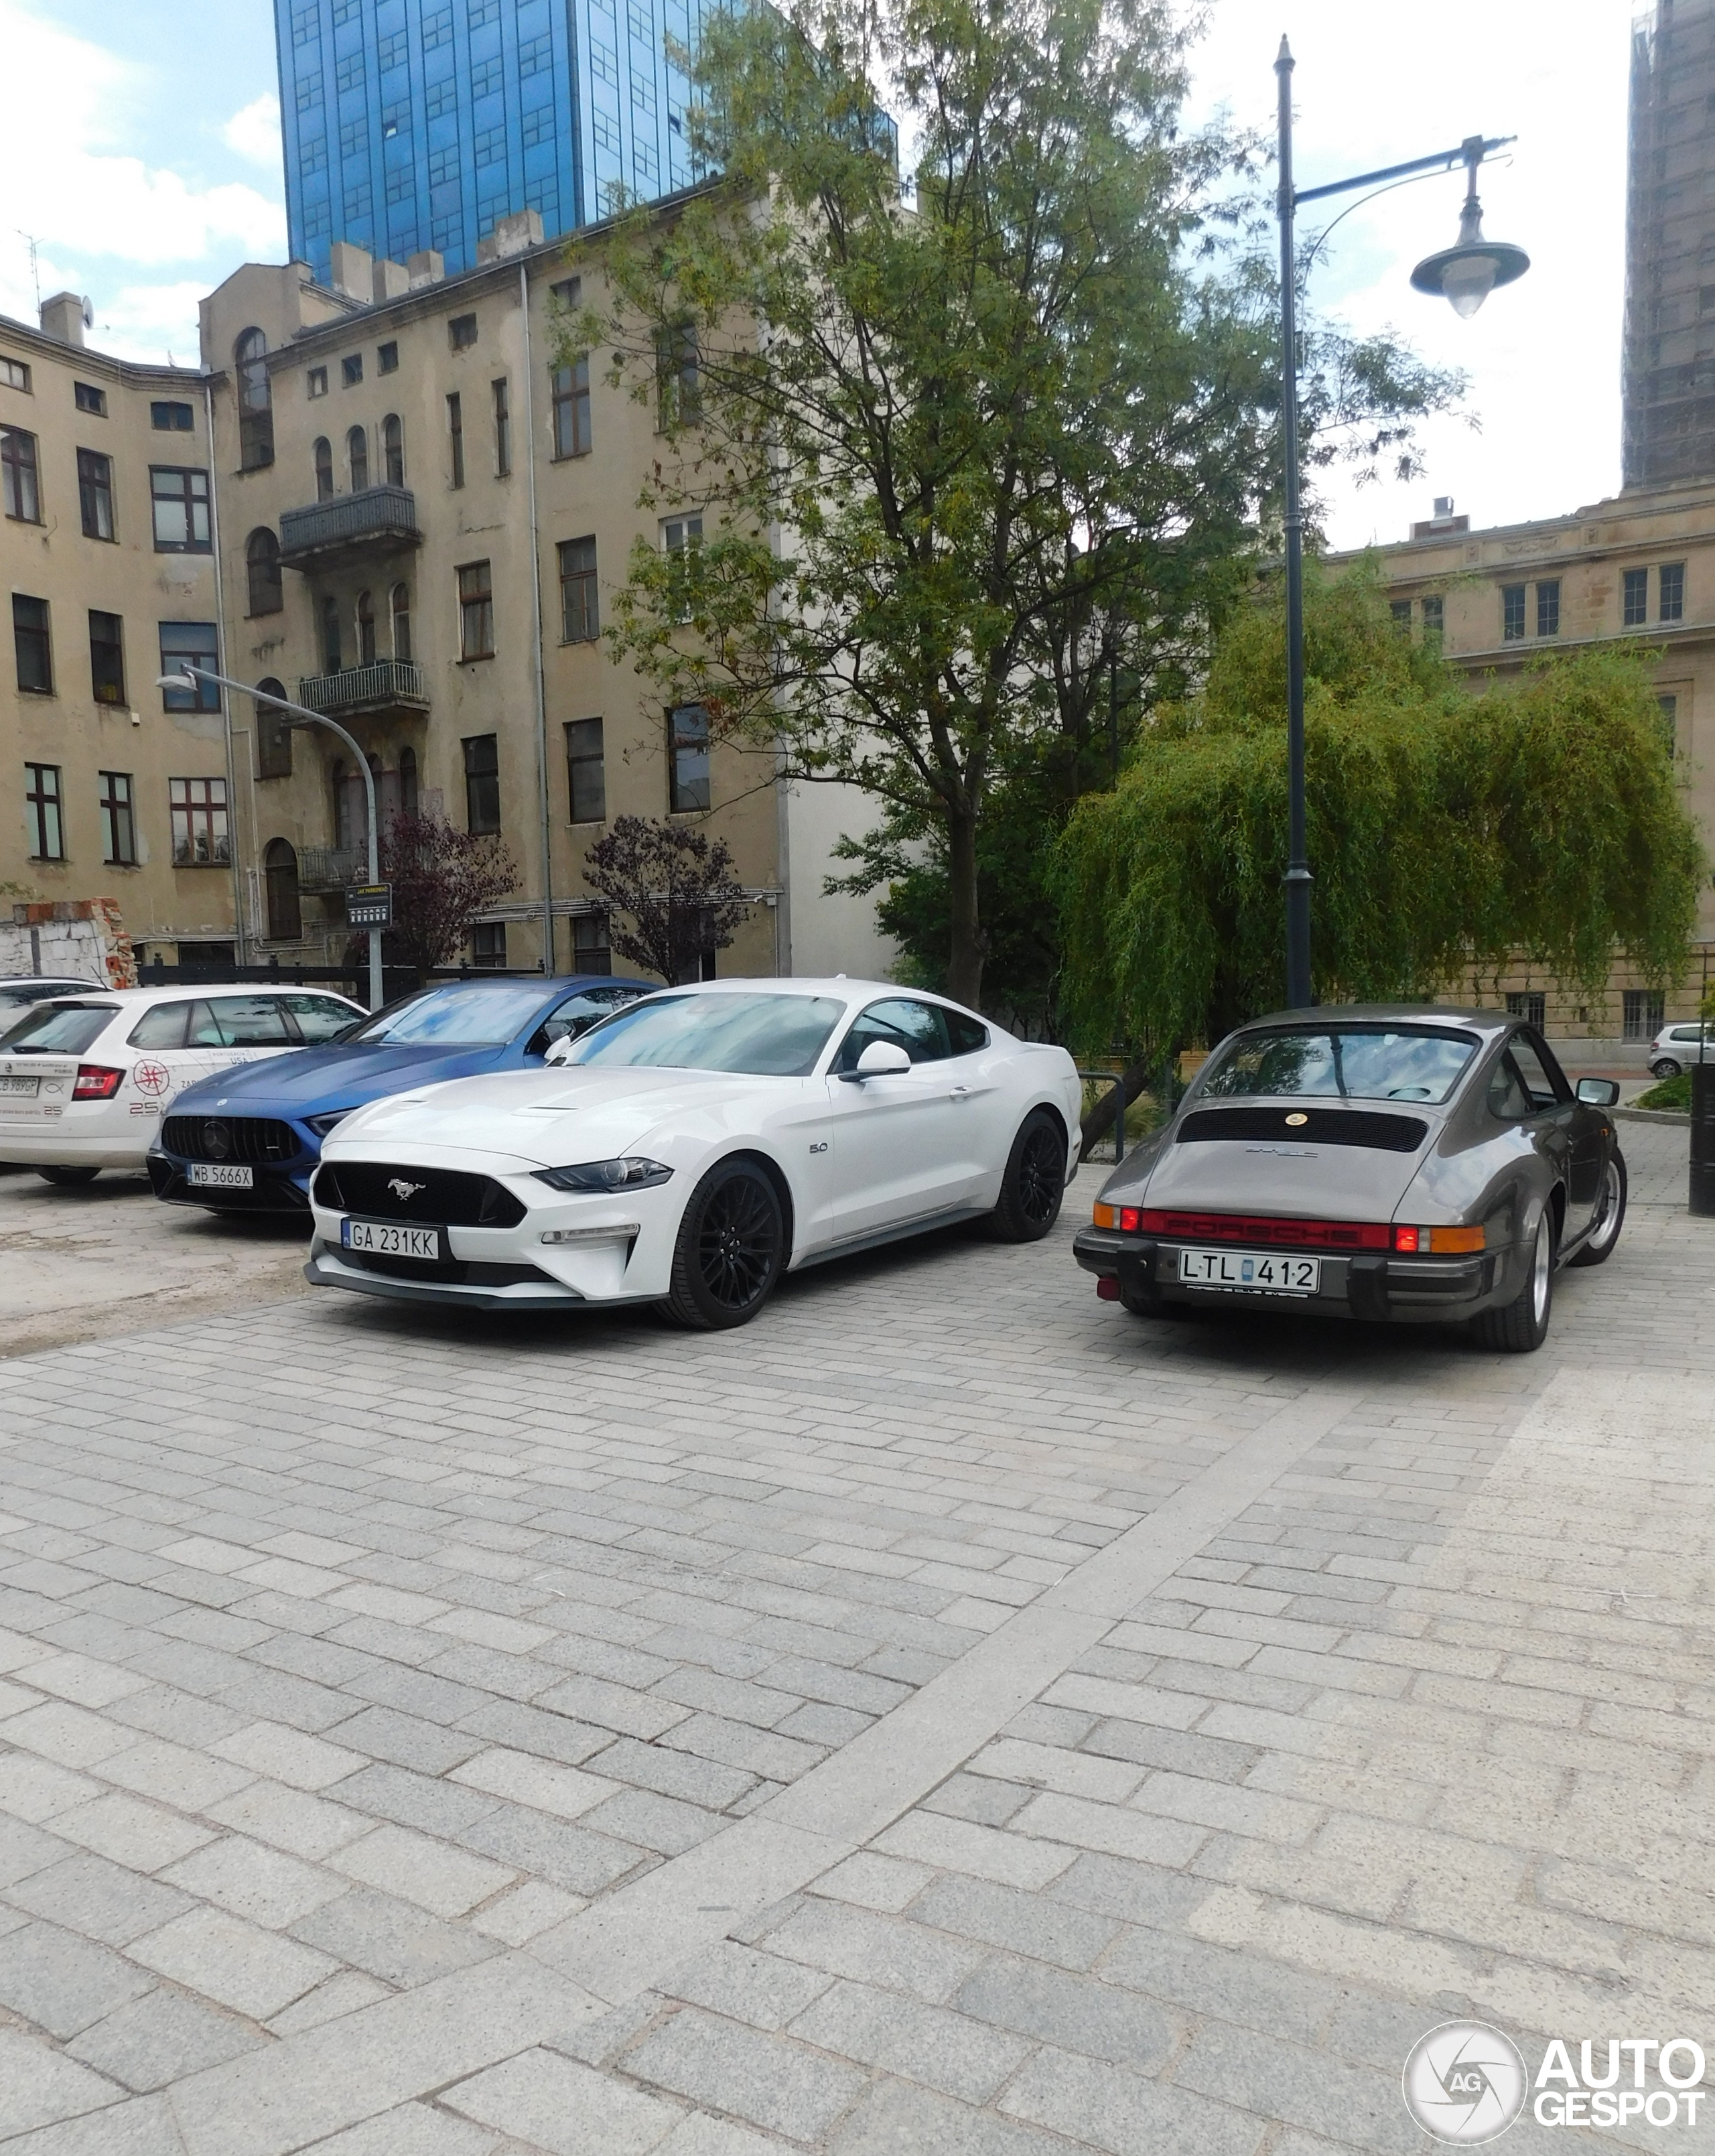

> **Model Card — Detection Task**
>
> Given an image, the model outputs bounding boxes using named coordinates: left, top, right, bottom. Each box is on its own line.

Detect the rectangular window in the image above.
left=464, top=733, right=500, bottom=831
left=378, top=340, right=399, bottom=374
left=297, top=71, right=324, bottom=111
left=379, top=29, right=407, bottom=69
left=450, top=312, right=478, bottom=350
left=1659, top=561, right=1686, bottom=621
left=471, top=921, right=507, bottom=967
left=2, top=426, right=40, bottom=521
left=150, top=466, right=211, bottom=551
left=573, top=911, right=610, bottom=973
left=669, top=702, right=710, bottom=813
left=468, top=0, right=499, bottom=25
left=429, top=141, right=460, bottom=186
left=521, top=105, right=554, bottom=147
left=0, top=356, right=30, bottom=391
left=13, top=595, right=51, bottom=694
left=1623, top=566, right=1648, bottom=626
left=99, top=771, right=136, bottom=866
left=25, top=764, right=62, bottom=861
left=301, top=131, right=328, bottom=174
left=1420, top=594, right=1444, bottom=636
left=1535, top=580, right=1560, bottom=638
left=458, top=559, right=494, bottom=658
left=151, top=401, right=194, bottom=431
left=448, top=391, right=465, bottom=486
left=1389, top=598, right=1412, bottom=633
left=77, top=449, right=115, bottom=541
left=342, top=353, right=363, bottom=387
left=88, top=610, right=125, bottom=705
left=549, top=277, right=581, bottom=310
left=423, top=4, right=453, bottom=46
left=664, top=514, right=702, bottom=621
left=158, top=623, right=219, bottom=711
left=520, top=32, right=553, bottom=75
left=472, top=62, right=503, bottom=104
left=336, top=51, right=364, bottom=93
left=74, top=382, right=106, bottom=416
left=492, top=377, right=510, bottom=475
left=308, top=366, right=328, bottom=398
left=558, top=537, right=598, bottom=642
left=550, top=354, right=591, bottom=457
left=1623, top=988, right=1665, bottom=1040
left=1501, top=584, right=1525, bottom=641
left=290, top=1, right=315, bottom=37
left=1505, top=991, right=1546, bottom=1031
left=1658, top=693, right=1678, bottom=752
left=567, top=716, right=605, bottom=822
left=656, top=322, right=700, bottom=427
left=169, top=776, right=230, bottom=866
left=340, top=117, right=366, bottom=158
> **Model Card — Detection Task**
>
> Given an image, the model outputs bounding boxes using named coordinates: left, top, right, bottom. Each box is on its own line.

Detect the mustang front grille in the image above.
left=314, top=1161, right=527, bottom=1228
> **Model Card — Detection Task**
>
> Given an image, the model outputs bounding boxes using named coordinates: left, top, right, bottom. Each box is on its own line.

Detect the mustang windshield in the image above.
left=347, top=982, right=549, bottom=1047
left=571, top=994, right=845, bottom=1077
left=1199, top=1028, right=1477, bottom=1105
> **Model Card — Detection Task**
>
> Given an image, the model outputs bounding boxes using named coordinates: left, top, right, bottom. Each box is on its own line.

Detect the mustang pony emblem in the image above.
left=387, top=1178, right=426, bottom=1201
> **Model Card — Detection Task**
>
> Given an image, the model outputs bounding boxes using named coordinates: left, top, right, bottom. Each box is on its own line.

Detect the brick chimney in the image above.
left=39, top=292, right=86, bottom=348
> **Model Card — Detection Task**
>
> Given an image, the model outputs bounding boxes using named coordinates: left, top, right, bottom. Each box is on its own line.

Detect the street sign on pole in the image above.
left=346, top=884, right=393, bottom=930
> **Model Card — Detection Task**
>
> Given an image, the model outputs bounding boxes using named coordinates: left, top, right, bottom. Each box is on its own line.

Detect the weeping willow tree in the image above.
left=1054, top=565, right=1706, bottom=1067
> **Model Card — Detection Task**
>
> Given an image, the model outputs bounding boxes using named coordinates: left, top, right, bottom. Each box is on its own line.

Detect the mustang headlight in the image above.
left=305, top=1110, right=354, bottom=1137
left=533, top=1156, right=673, bottom=1193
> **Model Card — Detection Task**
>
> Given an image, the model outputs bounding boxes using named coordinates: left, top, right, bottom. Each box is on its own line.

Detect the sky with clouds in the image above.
left=0, top=0, right=1632, bottom=549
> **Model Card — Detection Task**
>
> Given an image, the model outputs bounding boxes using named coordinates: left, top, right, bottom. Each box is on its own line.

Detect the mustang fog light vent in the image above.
left=1393, top=1224, right=1487, bottom=1254
left=533, top=1156, right=673, bottom=1193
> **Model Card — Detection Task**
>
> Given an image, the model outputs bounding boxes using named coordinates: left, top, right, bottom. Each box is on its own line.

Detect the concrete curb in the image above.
left=1616, top=1105, right=1692, bottom=1126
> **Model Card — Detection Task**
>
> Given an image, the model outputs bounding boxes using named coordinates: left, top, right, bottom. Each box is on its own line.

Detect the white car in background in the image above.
left=1648, top=1020, right=1714, bottom=1079
left=307, top=979, right=1083, bottom=1327
left=0, top=984, right=364, bottom=1183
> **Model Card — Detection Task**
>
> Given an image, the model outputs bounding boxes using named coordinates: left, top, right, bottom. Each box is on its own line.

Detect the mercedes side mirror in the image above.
left=840, top=1040, right=912, bottom=1083
left=1576, top=1077, right=1621, bottom=1107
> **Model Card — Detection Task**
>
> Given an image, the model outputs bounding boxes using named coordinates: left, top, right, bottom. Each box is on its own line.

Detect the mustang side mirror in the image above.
left=840, top=1040, right=912, bottom=1083
left=544, top=1035, right=575, bottom=1067
left=1576, top=1077, right=1621, bottom=1107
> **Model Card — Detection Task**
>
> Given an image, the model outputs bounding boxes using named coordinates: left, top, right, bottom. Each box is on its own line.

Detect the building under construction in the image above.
left=1625, top=0, right=1715, bottom=488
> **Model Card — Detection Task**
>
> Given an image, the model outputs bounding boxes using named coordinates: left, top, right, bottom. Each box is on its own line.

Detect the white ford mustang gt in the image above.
left=305, top=978, right=1083, bottom=1327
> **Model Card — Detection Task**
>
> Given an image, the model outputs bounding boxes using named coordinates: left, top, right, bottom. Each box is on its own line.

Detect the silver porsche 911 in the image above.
left=1072, top=1006, right=1626, bottom=1352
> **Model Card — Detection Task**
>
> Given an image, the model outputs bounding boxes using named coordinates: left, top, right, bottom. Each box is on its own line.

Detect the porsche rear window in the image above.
left=0, top=1002, right=117, bottom=1055
left=571, top=994, right=845, bottom=1076
left=1198, top=1028, right=1477, bottom=1105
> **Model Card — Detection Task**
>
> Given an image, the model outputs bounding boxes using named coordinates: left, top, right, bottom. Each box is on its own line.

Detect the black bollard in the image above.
left=1691, top=1063, right=1715, bottom=1215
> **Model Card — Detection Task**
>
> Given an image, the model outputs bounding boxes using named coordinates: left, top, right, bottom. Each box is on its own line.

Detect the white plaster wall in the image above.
left=781, top=777, right=901, bottom=984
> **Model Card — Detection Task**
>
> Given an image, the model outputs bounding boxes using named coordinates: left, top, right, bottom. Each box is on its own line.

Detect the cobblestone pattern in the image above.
left=0, top=1124, right=1708, bottom=2152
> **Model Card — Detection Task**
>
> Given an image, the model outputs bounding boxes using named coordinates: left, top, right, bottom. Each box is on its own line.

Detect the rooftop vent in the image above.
left=1411, top=496, right=1470, bottom=539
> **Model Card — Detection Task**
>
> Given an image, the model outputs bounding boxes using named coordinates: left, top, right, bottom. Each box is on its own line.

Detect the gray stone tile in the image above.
left=458, top=1802, right=647, bottom=1895
left=622, top=2007, right=868, bottom=2142
left=1000, top=2045, right=1266, bottom=2156
left=0, top=2025, right=125, bottom=2141
left=831, top=2078, right=1075, bottom=2156
left=908, top=1873, right=1123, bottom=1971
left=668, top=1940, right=833, bottom=2031
left=323, top=1706, right=486, bottom=1775
left=5, top=1850, right=196, bottom=1945
left=1173, top=2020, right=1422, bottom=2153
left=952, top=1955, right=1182, bottom=2070
left=66, top=1984, right=263, bottom=2091
left=290, top=1886, right=502, bottom=1987
left=920, top=1771, right=1033, bottom=1828
left=788, top=1976, right=1032, bottom=2102
left=762, top=1897, right=988, bottom=2004
left=0, top=1919, right=157, bottom=2037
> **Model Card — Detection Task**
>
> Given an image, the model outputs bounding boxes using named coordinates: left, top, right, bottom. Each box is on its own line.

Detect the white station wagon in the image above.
left=0, top=984, right=364, bottom=1183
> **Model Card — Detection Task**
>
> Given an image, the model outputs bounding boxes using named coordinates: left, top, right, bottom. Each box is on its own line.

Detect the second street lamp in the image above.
left=156, top=665, right=385, bottom=1012
left=1274, top=38, right=1529, bottom=1010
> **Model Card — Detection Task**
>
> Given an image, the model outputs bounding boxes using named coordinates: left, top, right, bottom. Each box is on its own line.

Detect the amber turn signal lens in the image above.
left=1093, top=1202, right=1115, bottom=1228
left=1393, top=1224, right=1486, bottom=1254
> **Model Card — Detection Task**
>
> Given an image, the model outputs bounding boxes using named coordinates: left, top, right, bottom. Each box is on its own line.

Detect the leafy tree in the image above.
left=583, top=815, right=751, bottom=983
left=1054, top=565, right=1706, bottom=1075
left=581, top=0, right=1462, bottom=1010
left=377, top=813, right=518, bottom=973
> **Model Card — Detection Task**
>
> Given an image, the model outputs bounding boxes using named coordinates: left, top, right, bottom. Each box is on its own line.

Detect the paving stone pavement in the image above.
left=0, top=1120, right=1710, bottom=2153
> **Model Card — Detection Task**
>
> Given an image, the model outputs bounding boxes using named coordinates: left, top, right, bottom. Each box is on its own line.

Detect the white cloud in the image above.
left=222, top=94, right=284, bottom=170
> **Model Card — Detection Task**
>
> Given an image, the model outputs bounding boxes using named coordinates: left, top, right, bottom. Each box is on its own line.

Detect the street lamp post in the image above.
left=157, top=665, right=384, bottom=1011
left=1274, top=37, right=1527, bottom=1010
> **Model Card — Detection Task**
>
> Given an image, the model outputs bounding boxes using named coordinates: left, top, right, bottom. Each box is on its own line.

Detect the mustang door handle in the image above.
left=950, top=1085, right=970, bottom=1099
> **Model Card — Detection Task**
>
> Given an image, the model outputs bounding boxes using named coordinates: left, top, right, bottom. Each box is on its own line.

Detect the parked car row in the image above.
left=1, top=978, right=1627, bottom=1351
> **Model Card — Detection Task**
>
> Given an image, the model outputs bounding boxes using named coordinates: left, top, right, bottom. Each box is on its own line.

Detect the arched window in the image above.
left=245, top=527, right=282, bottom=616
left=348, top=425, right=368, bottom=492
left=399, top=744, right=419, bottom=817
left=383, top=413, right=404, bottom=486
left=321, top=593, right=341, bottom=673
left=390, top=581, right=411, bottom=661
left=314, top=436, right=333, bottom=501
left=236, top=327, right=273, bottom=470
left=256, top=676, right=292, bottom=779
left=332, top=758, right=369, bottom=852
left=357, top=589, right=376, bottom=666
left=265, top=838, right=301, bottom=941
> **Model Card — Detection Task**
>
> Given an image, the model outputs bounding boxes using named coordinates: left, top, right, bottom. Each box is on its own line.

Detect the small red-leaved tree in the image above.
left=584, top=815, right=750, bottom=983
left=376, top=812, right=519, bottom=972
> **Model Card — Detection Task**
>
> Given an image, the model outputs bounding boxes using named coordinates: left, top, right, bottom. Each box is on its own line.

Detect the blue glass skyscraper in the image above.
left=275, top=0, right=707, bottom=283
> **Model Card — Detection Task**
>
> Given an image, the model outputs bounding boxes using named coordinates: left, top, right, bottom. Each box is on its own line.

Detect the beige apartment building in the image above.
left=1353, top=483, right=1715, bottom=1038
left=0, top=296, right=241, bottom=966
left=196, top=209, right=888, bottom=984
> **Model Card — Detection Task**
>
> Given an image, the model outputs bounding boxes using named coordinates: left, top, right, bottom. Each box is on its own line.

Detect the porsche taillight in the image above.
left=1393, top=1224, right=1486, bottom=1254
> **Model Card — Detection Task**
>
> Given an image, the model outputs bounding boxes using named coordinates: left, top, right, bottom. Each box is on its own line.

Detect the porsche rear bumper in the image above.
left=1073, top=1227, right=1505, bottom=1324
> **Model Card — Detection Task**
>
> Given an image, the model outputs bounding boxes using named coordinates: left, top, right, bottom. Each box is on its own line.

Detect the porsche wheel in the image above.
left=1568, top=1154, right=1627, bottom=1268
left=1474, top=1210, right=1554, bottom=1352
left=661, top=1156, right=785, bottom=1329
left=37, top=1166, right=100, bottom=1187
left=986, top=1111, right=1067, bottom=1243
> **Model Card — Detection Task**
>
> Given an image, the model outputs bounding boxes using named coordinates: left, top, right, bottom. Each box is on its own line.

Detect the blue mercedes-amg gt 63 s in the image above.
left=148, top=973, right=648, bottom=1215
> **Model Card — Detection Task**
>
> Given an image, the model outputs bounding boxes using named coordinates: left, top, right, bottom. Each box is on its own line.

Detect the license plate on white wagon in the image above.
left=1179, top=1248, right=1320, bottom=1296
left=187, top=1162, right=253, bottom=1189
left=341, top=1217, right=445, bottom=1262
left=0, top=1075, right=40, bottom=1096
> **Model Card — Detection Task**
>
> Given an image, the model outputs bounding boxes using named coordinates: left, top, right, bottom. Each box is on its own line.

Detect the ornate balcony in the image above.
left=277, top=484, right=421, bottom=568
left=297, top=659, right=429, bottom=718
left=296, top=845, right=368, bottom=892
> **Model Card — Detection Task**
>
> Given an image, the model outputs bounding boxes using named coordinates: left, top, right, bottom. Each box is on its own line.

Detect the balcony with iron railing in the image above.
left=297, top=659, right=429, bottom=718
left=295, top=845, right=368, bottom=892
left=277, top=484, right=421, bottom=567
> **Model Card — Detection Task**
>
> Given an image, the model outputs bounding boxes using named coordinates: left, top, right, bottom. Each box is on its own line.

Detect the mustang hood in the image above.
left=1140, top=1099, right=1444, bottom=1221
left=173, top=1042, right=504, bottom=1114
left=326, top=1065, right=807, bottom=1169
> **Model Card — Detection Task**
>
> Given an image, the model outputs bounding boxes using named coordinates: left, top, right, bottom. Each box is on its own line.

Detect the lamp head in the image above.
left=155, top=670, right=198, bottom=691
left=1411, top=193, right=1528, bottom=320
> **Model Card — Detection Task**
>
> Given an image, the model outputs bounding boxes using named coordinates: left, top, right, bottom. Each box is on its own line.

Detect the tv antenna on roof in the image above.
left=14, top=230, right=40, bottom=310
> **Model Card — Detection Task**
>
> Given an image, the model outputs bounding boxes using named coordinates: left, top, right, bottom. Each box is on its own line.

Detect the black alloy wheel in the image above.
left=662, top=1156, right=786, bottom=1329
left=987, top=1111, right=1067, bottom=1242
